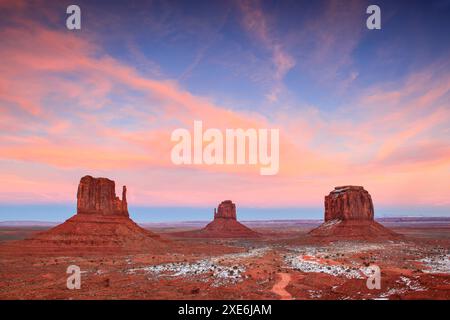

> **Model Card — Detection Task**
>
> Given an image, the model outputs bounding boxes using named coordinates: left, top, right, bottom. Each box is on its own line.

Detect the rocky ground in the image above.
left=0, top=220, right=449, bottom=300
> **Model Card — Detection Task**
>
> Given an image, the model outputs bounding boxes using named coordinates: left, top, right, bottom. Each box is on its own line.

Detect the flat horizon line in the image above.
left=1, top=216, right=450, bottom=226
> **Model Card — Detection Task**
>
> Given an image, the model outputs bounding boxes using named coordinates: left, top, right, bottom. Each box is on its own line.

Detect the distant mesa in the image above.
left=20, top=175, right=166, bottom=252
left=174, top=200, right=260, bottom=238
left=309, top=186, right=400, bottom=240
left=214, top=200, right=236, bottom=220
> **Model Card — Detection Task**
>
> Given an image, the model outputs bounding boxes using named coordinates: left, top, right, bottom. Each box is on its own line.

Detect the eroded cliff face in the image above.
left=324, top=186, right=374, bottom=221
left=309, top=186, right=399, bottom=241
left=77, top=175, right=128, bottom=216
left=214, top=200, right=237, bottom=220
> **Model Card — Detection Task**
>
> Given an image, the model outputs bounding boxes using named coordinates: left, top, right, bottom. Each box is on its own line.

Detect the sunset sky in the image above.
left=1, top=0, right=449, bottom=221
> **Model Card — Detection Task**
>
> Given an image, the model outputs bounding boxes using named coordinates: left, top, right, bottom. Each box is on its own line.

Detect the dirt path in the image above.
left=271, top=272, right=292, bottom=300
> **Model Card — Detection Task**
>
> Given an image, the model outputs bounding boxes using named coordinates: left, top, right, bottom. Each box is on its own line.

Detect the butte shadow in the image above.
left=308, top=186, right=401, bottom=242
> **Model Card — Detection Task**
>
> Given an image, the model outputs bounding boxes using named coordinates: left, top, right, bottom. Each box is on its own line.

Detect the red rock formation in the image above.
left=20, top=176, right=166, bottom=252
left=310, top=186, right=399, bottom=240
left=172, top=200, right=260, bottom=238
left=324, top=186, right=374, bottom=221
left=214, top=200, right=237, bottom=220
left=77, top=175, right=128, bottom=216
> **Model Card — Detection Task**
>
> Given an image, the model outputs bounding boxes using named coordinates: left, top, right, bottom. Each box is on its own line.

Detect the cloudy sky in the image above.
left=0, top=0, right=449, bottom=221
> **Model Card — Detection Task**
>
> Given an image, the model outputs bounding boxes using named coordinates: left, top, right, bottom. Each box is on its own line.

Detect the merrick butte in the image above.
left=171, top=121, right=280, bottom=175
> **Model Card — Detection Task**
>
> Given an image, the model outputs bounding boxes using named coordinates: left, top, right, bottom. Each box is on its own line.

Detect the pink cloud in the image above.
left=0, top=20, right=449, bottom=208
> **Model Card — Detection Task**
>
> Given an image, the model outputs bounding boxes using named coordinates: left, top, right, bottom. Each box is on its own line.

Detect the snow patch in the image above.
left=419, top=254, right=450, bottom=274
left=126, top=247, right=269, bottom=286
left=285, top=254, right=364, bottom=279
left=398, top=276, right=426, bottom=291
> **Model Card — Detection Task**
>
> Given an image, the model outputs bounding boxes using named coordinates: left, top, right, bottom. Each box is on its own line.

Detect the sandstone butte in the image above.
left=309, top=186, right=400, bottom=240
left=17, top=175, right=166, bottom=253
left=174, top=200, right=260, bottom=238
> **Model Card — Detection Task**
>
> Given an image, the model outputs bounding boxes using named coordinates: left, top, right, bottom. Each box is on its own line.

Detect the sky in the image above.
left=0, top=0, right=449, bottom=221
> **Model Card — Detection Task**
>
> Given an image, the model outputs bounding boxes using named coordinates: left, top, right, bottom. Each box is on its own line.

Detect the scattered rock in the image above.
left=191, top=288, right=200, bottom=294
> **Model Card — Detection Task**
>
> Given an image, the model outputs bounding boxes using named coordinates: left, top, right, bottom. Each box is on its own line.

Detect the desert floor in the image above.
left=0, top=219, right=449, bottom=300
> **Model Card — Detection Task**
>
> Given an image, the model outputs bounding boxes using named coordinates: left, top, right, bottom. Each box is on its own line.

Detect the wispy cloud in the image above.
left=0, top=3, right=449, bottom=208
left=237, top=0, right=295, bottom=102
